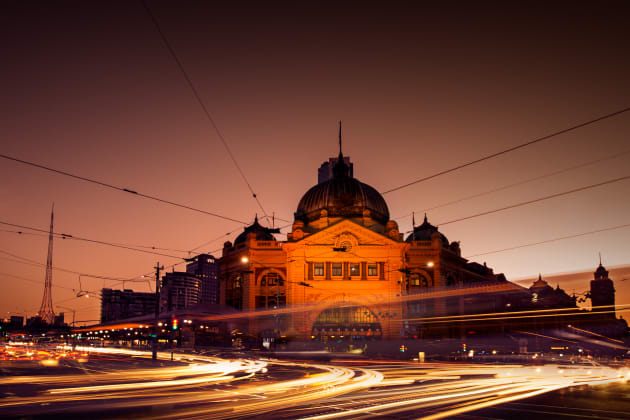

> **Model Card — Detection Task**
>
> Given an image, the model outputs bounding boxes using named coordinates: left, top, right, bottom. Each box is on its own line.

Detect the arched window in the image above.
left=409, top=272, right=430, bottom=288
left=260, top=272, right=284, bottom=287
left=255, top=272, right=286, bottom=309
left=226, top=274, right=242, bottom=310
left=446, top=274, right=457, bottom=286
left=312, top=304, right=381, bottom=339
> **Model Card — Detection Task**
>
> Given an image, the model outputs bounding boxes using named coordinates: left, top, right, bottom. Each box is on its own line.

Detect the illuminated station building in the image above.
left=219, top=147, right=523, bottom=343
left=90, top=145, right=625, bottom=352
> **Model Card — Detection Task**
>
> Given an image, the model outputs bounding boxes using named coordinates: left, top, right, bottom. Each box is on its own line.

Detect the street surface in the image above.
left=0, top=343, right=628, bottom=419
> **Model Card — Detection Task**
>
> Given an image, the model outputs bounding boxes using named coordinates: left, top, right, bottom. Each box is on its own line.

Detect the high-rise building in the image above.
left=54, top=312, right=65, bottom=326
left=186, top=254, right=219, bottom=306
left=100, top=289, right=156, bottom=323
left=160, top=272, right=201, bottom=312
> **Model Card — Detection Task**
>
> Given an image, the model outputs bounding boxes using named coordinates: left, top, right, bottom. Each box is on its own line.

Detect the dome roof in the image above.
left=594, top=263, right=609, bottom=279
left=295, top=155, right=389, bottom=225
left=234, top=216, right=276, bottom=245
left=405, top=215, right=449, bottom=244
left=530, top=274, right=551, bottom=290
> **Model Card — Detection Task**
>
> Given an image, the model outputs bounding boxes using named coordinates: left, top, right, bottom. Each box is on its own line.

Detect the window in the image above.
left=350, top=263, right=360, bottom=277
left=314, top=263, right=324, bottom=276
left=409, top=274, right=420, bottom=287
left=367, top=264, right=378, bottom=276
left=332, top=263, right=342, bottom=276
left=409, top=273, right=428, bottom=288
left=261, top=272, right=284, bottom=286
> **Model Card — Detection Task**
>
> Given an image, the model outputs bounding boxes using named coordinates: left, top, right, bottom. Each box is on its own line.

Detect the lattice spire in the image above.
left=38, top=204, right=55, bottom=324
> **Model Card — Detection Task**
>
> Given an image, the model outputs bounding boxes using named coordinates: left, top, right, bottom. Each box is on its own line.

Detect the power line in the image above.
left=0, top=153, right=248, bottom=225
left=186, top=220, right=292, bottom=255
left=438, top=174, right=630, bottom=226
left=381, top=106, right=630, bottom=195
left=464, top=223, right=630, bottom=258
left=141, top=0, right=269, bottom=221
left=0, top=271, right=75, bottom=292
left=0, top=249, right=140, bottom=282
left=393, top=148, right=630, bottom=222
left=187, top=228, right=243, bottom=254
left=0, top=227, right=191, bottom=254
left=0, top=221, right=184, bottom=260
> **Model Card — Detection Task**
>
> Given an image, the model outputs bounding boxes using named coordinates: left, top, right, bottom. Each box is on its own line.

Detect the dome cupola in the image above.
left=234, top=215, right=277, bottom=245
left=294, top=124, right=389, bottom=227
left=405, top=214, right=449, bottom=245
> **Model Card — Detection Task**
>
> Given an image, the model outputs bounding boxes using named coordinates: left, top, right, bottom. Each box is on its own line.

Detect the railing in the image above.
left=254, top=241, right=283, bottom=248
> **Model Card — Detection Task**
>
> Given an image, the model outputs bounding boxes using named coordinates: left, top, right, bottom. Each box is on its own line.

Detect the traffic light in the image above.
left=400, top=345, right=407, bottom=352
left=172, top=319, right=178, bottom=330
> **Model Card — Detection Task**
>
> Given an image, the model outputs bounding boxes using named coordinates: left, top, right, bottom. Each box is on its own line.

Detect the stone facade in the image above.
left=219, top=149, right=508, bottom=342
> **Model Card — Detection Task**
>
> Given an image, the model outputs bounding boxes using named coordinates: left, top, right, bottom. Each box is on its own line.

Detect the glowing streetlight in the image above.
left=241, top=256, right=249, bottom=264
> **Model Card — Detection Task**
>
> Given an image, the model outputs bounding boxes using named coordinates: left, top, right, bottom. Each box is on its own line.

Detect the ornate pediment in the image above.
left=334, top=231, right=359, bottom=251
left=301, top=219, right=399, bottom=247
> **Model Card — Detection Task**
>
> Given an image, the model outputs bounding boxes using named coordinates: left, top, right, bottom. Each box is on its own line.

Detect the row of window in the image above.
left=309, top=261, right=385, bottom=280
left=314, top=263, right=378, bottom=276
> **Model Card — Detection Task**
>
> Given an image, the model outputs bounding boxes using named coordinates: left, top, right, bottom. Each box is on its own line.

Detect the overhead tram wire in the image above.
left=437, top=174, right=630, bottom=227
left=141, top=1, right=269, bottom=222
left=0, top=221, right=184, bottom=260
left=0, top=154, right=248, bottom=225
left=0, top=229, right=47, bottom=238
left=187, top=227, right=244, bottom=254
left=0, top=249, right=147, bottom=283
left=141, top=220, right=295, bottom=290
left=0, top=271, right=76, bottom=292
left=381, top=106, right=630, bottom=195
left=464, top=222, right=630, bottom=259
left=1, top=226, right=191, bottom=254
left=393, top=148, right=630, bottom=222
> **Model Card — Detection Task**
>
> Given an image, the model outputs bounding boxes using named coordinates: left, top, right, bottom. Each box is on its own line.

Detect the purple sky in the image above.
left=1, top=1, right=629, bottom=323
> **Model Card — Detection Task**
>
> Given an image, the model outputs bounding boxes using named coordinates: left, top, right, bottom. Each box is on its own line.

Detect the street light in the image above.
left=75, top=275, right=92, bottom=298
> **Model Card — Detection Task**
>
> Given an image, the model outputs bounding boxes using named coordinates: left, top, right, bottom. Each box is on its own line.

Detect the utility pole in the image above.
left=276, top=273, right=280, bottom=342
left=152, top=262, right=163, bottom=361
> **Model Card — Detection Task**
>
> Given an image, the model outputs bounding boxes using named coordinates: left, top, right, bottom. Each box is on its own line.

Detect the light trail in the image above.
left=0, top=344, right=627, bottom=419
left=295, top=364, right=628, bottom=420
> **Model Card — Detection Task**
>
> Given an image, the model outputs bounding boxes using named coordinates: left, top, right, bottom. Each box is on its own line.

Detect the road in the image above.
left=0, top=343, right=628, bottom=419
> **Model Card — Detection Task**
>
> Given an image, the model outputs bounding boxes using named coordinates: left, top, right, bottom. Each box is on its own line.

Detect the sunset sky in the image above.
left=1, top=1, right=629, bottom=324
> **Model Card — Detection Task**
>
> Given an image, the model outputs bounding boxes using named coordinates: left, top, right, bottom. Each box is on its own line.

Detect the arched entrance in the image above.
left=311, top=304, right=382, bottom=343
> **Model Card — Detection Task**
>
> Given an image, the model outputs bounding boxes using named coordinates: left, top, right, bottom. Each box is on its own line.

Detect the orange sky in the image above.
left=1, top=1, right=629, bottom=324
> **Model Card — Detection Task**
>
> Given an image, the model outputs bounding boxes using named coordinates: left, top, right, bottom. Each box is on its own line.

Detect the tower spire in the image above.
left=412, top=212, right=416, bottom=228
left=333, top=120, right=349, bottom=178
left=38, top=204, right=56, bottom=324
left=599, top=252, right=602, bottom=266
left=338, top=120, right=343, bottom=158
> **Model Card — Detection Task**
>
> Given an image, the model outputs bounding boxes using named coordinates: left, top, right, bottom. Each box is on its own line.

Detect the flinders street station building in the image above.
left=93, top=141, right=625, bottom=354
left=218, top=147, right=625, bottom=348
